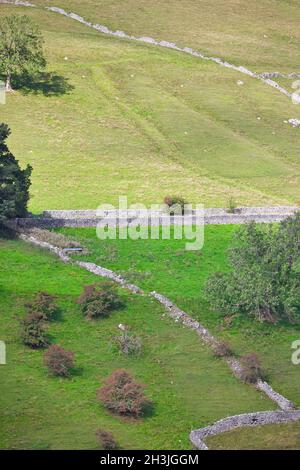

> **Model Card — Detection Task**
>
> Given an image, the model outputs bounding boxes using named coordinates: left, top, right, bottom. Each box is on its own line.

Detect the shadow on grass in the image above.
left=0, top=224, right=18, bottom=240
left=49, top=306, right=64, bottom=322
left=13, top=71, right=74, bottom=96
left=142, top=400, right=155, bottom=419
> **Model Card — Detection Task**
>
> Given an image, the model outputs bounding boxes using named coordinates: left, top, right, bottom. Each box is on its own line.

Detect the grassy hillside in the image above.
left=0, top=237, right=275, bottom=450
left=34, top=0, right=300, bottom=71
left=59, top=225, right=300, bottom=408
left=0, top=3, right=299, bottom=212
left=207, top=421, right=300, bottom=450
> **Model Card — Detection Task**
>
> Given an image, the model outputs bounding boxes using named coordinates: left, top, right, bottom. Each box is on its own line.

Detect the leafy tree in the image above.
left=0, top=123, right=32, bottom=224
left=0, top=15, right=46, bottom=91
left=205, top=215, right=300, bottom=323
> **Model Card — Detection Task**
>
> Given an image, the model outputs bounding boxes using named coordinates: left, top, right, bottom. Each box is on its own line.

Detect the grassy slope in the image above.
left=34, top=0, right=300, bottom=71
left=0, top=237, right=275, bottom=450
left=207, top=421, right=300, bottom=450
left=59, top=226, right=300, bottom=410
left=0, top=4, right=299, bottom=211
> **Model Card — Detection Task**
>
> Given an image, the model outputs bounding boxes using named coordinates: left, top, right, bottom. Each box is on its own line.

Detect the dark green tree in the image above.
left=205, top=215, right=300, bottom=323
left=0, top=123, right=32, bottom=224
left=0, top=15, right=46, bottom=91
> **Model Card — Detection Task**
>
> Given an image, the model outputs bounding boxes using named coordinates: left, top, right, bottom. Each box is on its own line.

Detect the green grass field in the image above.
left=1, top=1, right=300, bottom=452
left=0, top=236, right=277, bottom=450
left=34, top=0, right=300, bottom=71
left=59, top=225, right=300, bottom=410
left=0, top=3, right=300, bottom=211
left=207, top=421, right=300, bottom=450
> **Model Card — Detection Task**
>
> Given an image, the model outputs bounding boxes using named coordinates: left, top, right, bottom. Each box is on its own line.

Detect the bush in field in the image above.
left=240, top=353, right=264, bottom=384
left=77, top=282, right=123, bottom=319
left=95, top=429, right=118, bottom=450
left=205, top=214, right=300, bottom=323
left=25, top=291, right=58, bottom=321
left=212, top=340, right=233, bottom=358
left=115, top=332, right=142, bottom=356
left=97, top=369, right=151, bottom=417
left=44, top=344, right=74, bottom=377
left=163, top=195, right=187, bottom=215
left=21, top=312, right=49, bottom=349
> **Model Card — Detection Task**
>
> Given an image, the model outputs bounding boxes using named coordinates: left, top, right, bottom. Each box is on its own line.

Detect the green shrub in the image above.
left=77, top=281, right=123, bottom=319
left=0, top=123, right=32, bottom=224
left=21, top=312, right=49, bottom=349
left=227, top=197, right=237, bottom=213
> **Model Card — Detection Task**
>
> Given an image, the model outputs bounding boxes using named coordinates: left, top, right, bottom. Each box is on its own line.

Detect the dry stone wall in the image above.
left=18, top=232, right=300, bottom=451
left=0, top=0, right=296, bottom=99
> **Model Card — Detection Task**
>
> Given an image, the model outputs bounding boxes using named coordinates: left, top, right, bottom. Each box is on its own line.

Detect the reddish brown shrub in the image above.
left=240, top=353, right=264, bottom=383
left=97, top=369, right=151, bottom=417
left=212, top=340, right=233, bottom=358
left=95, top=429, right=118, bottom=450
left=77, top=282, right=122, bottom=319
left=163, top=195, right=187, bottom=215
left=44, top=344, right=74, bottom=377
left=25, top=291, right=58, bottom=321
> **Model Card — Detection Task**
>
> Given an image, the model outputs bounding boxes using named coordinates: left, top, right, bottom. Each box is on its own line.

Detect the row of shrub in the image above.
left=21, top=291, right=58, bottom=349
left=20, top=286, right=148, bottom=406
left=95, top=369, right=152, bottom=449
left=163, top=195, right=239, bottom=214
left=20, top=281, right=124, bottom=349
left=212, top=339, right=265, bottom=383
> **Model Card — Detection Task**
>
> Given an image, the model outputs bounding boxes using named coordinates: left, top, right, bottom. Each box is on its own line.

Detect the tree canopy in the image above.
left=0, top=123, right=32, bottom=223
left=0, top=15, right=46, bottom=91
left=205, top=215, right=300, bottom=323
